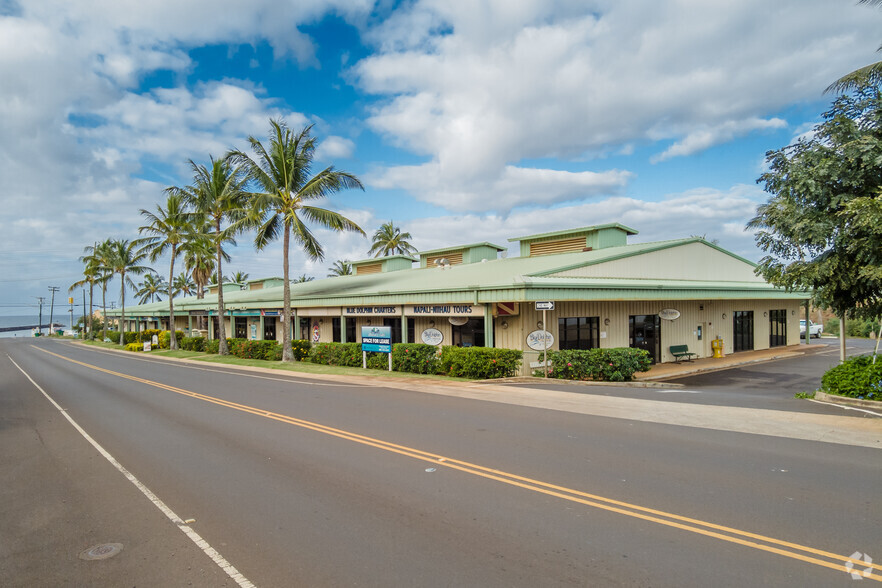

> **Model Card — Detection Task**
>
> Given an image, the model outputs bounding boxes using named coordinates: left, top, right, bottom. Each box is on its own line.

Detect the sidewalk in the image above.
left=633, top=343, right=829, bottom=381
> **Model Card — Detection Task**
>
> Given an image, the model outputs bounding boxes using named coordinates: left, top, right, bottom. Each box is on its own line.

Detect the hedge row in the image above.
left=536, top=347, right=652, bottom=382
left=307, top=343, right=522, bottom=378
left=821, top=355, right=882, bottom=400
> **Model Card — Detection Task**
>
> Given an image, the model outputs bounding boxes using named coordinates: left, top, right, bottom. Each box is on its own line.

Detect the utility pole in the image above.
left=48, top=286, right=59, bottom=336
left=35, top=296, right=45, bottom=335
left=82, top=290, right=87, bottom=339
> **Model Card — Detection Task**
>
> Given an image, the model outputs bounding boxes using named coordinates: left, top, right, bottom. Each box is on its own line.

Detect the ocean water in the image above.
left=0, top=314, right=70, bottom=338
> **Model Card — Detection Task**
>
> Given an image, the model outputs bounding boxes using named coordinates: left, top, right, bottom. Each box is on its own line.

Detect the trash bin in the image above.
left=711, top=337, right=724, bottom=359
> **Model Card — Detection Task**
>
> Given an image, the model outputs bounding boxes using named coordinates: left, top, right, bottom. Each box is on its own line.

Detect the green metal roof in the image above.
left=109, top=237, right=806, bottom=317
left=417, top=241, right=507, bottom=256
left=508, top=222, right=639, bottom=242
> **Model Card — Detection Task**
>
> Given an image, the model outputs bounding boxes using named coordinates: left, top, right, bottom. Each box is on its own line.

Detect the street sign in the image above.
left=535, top=301, right=555, bottom=311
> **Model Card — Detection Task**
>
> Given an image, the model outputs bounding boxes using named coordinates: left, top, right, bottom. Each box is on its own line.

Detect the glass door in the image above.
left=733, top=311, right=754, bottom=351
left=629, top=315, right=660, bottom=363
left=769, top=310, right=786, bottom=347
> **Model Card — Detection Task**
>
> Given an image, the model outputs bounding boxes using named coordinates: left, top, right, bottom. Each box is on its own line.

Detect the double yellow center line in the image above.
left=35, top=346, right=880, bottom=582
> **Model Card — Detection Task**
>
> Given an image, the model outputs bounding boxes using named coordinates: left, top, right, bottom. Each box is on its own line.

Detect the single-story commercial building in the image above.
left=109, top=223, right=807, bottom=373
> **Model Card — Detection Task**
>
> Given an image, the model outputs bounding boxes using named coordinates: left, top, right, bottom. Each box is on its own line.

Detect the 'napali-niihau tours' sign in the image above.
left=405, top=304, right=483, bottom=316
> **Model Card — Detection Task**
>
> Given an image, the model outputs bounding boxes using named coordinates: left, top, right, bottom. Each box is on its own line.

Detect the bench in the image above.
left=670, top=344, right=698, bottom=363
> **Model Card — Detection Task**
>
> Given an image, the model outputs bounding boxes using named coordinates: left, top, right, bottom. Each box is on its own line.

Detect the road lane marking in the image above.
left=58, top=340, right=366, bottom=388
left=32, top=345, right=882, bottom=582
left=8, top=354, right=256, bottom=588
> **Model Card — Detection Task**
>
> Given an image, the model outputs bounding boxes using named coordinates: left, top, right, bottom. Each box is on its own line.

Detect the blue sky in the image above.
left=1, top=0, right=881, bottom=313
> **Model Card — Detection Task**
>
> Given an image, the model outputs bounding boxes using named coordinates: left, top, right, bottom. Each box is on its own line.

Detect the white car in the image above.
left=800, top=320, right=822, bottom=338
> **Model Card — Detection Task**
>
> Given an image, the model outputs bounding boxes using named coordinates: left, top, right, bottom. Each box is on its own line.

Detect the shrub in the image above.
left=439, top=346, right=522, bottom=379
left=205, top=339, right=220, bottom=354
left=181, top=336, right=206, bottom=352
left=230, top=340, right=282, bottom=361
left=537, top=348, right=652, bottom=382
left=290, top=339, right=311, bottom=361
left=821, top=355, right=882, bottom=400
left=309, top=342, right=363, bottom=367
left=123, top=331, right=139, bottom=345
left=392, top=343, right=440, bottom=374
left=140, top=329, right=162, bottom=343
left=156, top=330, right=185, bottom=349
left=124, top=342, right=144, bottom=352
left=99, top=329, right=119, bottom=342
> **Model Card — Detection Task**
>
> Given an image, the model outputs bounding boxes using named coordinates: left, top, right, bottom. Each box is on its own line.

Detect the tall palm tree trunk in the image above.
left=88, top=281, right=94, bottom=339
left=119, top=270, right=126, bottom=346
left=216, top=219, right=228, bottom=355
left=168, top=247, right=178, bottom=350
left=101, top=282, right=108, bottom=338
left=282, top=224, right=292, bottom=362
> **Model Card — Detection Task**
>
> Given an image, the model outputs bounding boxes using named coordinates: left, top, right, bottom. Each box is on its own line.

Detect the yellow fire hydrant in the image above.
left=711, top=337, right=724, bottom=359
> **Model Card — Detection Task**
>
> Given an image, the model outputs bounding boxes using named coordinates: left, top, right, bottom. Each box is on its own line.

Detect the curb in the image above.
left=477, top=376, right=683, bottom=389
left=814, top=391, right=882, bottom=411
left=635, top=351, right=809, bottom=381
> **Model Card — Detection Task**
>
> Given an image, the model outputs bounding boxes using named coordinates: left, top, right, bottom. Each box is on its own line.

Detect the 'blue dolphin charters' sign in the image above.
left=361, top=326, right=392, bottom=353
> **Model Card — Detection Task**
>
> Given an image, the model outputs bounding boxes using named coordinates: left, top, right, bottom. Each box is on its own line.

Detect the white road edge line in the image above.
left=808, top=398, right=882, bottom=418
left=7, top=354, right=256, bottom=588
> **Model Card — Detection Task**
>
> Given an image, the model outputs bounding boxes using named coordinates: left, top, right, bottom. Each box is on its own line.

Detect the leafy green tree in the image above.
left=327, top=259, right=352, bottom=277
left=294, top=274, right=315, bottom=283
left=169, top=156, right=250, bottom=355
left=172, top=272, right=195, bottom=298
left=90, top=239, right=115, bottom=337
left=228, top=120, right=365, bottom=362
left=108, top=239, right=152, bottom=345
left=368, top=220, right=416, bottom=257
left=749, top=87, right=882, bottom=359
left=137, top=192, right=192, bottom=349
left=135, top=273, right=167, bottom=304
left=827, top=1, right=882, bottom=93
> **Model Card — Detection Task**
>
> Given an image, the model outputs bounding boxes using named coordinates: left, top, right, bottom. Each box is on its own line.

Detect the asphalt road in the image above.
left=510, top=339, right=882, bottom=415
left=2, top=338, right=879, bottom=586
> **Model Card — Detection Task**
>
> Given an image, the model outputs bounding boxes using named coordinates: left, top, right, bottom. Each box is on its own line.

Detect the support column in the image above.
left=259, top=314, right=265, bottom=340
left=187, top=314, right=192, bottom=335
left=293, top=310, right=300, bottom=340
left=401, top=307, right=408, bottom=344
left=484, top=304, right=494, bottom=348
left=208, top=315, right=214, bottom=340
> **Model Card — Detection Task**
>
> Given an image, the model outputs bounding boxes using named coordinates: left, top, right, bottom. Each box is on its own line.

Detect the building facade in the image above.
left=110, top=224, right=806, bottom=374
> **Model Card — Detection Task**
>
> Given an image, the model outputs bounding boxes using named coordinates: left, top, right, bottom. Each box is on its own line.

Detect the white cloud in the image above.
left=316, top=136, right=356, bottom=160
left=650, top=118, right=787, bottom=163
left=368, top=163, right=632, bottom=212
left=355, top=0, right=882, bottom=206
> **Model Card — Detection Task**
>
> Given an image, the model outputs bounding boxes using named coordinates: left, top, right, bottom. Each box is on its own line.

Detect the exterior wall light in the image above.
left=537, top=321, right=543, bottom=329
left=501, top=321, right=509, bottom=329
left=722, top=313, right=727, bottom=319
left=604, top=318, right=610, bottom=325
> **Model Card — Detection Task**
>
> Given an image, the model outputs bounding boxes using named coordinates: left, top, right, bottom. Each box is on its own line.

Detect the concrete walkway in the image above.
left=633, top=343, right=828, bottom=381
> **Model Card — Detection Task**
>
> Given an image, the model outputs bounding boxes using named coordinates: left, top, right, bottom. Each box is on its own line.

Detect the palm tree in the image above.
left=181, top=230, right=219, bottom=300
left=229, top=270, right=250, bottom=284
left=294, top=274, right=315, bottom=283
left=169, top=156, right=250, bottom=355
left=172, top=272, right=196, bottom=298
left=327, top=259, right=353, bottom=277
left=228, top=119, right=365, bottom=362
left=70, top=243, right=103, bottom=339
left=108, top=239, right=152, bottom=345
left=828, top=1, right=882, bottom=93
left=135, top=273, right=167, bottom=304
left=85, top=239, right=115, bottom=337
left=368, top=221, right=417, bottom=257
left=137, top=192, right=192, bottom=349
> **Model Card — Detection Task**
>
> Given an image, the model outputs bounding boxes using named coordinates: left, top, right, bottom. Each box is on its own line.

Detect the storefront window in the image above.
left=558, top=317, right=600, bottom=350
left=452, top=318, right=485, bottom=347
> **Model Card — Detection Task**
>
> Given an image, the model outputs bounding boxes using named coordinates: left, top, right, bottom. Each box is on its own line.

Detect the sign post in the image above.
left=535, top=301, right=555, bottom=378
left=361, top=326, right=392, bottom=371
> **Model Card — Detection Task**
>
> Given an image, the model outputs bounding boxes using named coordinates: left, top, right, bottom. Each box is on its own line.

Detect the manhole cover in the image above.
left=79, top=543, right=123, bottom=561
